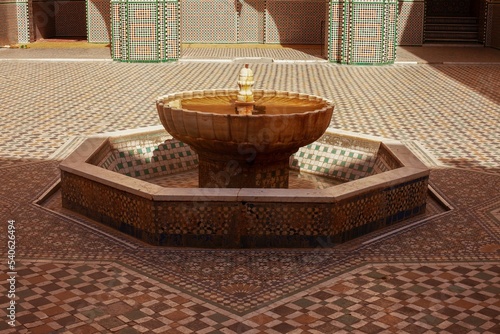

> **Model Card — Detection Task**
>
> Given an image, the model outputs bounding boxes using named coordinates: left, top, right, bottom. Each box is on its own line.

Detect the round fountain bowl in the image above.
left=156, top=89, right=334, bottom=188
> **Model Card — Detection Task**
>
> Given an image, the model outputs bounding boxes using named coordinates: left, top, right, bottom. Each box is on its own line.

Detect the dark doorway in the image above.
left=32, top=0, right=87, bottom=41
left=424, top=0, right=483, bottom=44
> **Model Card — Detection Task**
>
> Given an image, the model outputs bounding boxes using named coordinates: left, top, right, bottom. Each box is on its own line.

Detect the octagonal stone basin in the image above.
left=156, top=89, right=334, bottom=188
left=59, top=127, right=430, bottom=248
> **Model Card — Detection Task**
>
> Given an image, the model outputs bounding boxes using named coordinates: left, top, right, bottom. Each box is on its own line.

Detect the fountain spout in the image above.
left=235, top=64, right=255, bottom=115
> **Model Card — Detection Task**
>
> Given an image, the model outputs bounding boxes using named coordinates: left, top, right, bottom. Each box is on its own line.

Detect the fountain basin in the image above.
left=59, top=127, right=429, bottom=248
left=156, top=89, right=333, bottom=188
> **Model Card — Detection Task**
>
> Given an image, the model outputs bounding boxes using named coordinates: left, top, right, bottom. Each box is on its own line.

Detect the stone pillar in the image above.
left=111, top=0, right=180, bottom=62
left=328, top=0, right=398, bottom=64
left=486, top=0, right=500, bottom=48
left=0, top=0, right=22, bottom=45
left=197, top=151, right=292, bottom=189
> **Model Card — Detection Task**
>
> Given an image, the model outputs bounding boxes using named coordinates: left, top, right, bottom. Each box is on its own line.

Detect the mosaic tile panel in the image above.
left=328, top=2, right=345, bottom=62
left=110, top=138, right=198, bottom=179
left=164, top=1, right=180, bottom=59
left=351, top=1, right=397, bottom=64
left=266, top=0, right=326, bottom=44
left=156, top=202, right=241, bottom=247
left=16, top=0, right=30, bottom=43
left=97, top=133, right=396, bottom=185
left=111, top=1, right=125, bottom=59
left=87, top=0, right=111, bottom=43
left=181, top=0, right=238, bottom=43
left=292, top=142, right=377, bottom=181
left=111, top=0, right=179, bottom=62
left=158, top=1, right=166, bottom=60
left=241, top=177, right=428, bottom=247
left=238, top=0, right=265, bottom=43
left=329, top=0, right=398, bottom=64
left=61, top=171, right=159, bottom=242
left=398, top=0, right=424, bottom=45
left=128, top=3, right=158, bottom=61
left=385, top=1, right=397, bottom=60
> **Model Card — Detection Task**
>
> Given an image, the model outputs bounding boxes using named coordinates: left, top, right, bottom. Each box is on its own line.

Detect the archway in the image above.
left=31, top=0, right=86, bottom=40
left=424, top=0, right=485, bottom=44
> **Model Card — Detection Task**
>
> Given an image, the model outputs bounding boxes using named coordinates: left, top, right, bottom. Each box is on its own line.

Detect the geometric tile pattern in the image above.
left=111, top=0, right=180, bottom=62
left=329, top=0, right=398, bottom=64
left=1, top=260, right=498, bottom=333
left=164, top=2, right=181, bottom=59
left=181, top=0, right=238, bottom=43
left=16, top=1, right=30, bottom=44
left=98, top=135, right=383, bottom=183
left=398, top=0, right=424, bottom=46
left=111, top=1, right=126, bottom=59
left=292, top=142, right=377, bottom=181
left=238, top=0, right=265, bottom=43
left=87, top=0, right=111, bottom=43
left=266, top=0, right=326, bottom=44
left=61, top=149, right=427, bottom=247
left=99, top=138, right=199, bottom=179
left=128, top=3, right=159, bottom=61
left=181, top=0, right=326, bottom=44
left=384, top=1, right=398, bottom=62
left=328, top=1, right=345, bottom=62
left=0, top=62, right=499, bottom=173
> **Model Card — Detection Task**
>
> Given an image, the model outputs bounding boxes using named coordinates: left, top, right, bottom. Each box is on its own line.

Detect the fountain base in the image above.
left=198, top=151, right=292, bottom=188
left=57, top=127, right=430, bottom=248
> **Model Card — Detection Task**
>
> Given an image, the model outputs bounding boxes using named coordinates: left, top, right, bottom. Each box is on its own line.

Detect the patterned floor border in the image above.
left=4, top=257, right=499, bottom=333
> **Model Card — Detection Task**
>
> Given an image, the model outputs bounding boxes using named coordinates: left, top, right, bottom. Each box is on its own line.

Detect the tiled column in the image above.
left=111, top=0, right=180, bottom=62
left=328, top=0, right=398, bottom=64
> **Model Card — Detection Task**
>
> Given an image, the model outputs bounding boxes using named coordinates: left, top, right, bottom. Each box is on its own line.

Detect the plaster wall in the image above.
left=0, top=1, right=19, bottom=45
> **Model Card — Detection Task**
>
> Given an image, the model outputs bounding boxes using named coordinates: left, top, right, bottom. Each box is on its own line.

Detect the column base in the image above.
left=197, top=152, right=292, bottom=189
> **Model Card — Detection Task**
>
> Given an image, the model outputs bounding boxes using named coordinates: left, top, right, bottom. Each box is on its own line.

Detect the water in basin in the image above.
left=178, top=96, right=328, bottom=115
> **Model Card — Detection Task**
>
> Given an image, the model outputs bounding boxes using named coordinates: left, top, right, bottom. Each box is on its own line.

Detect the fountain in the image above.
left=156, top=65, right=334, bottom=188
left=57, top=65, right=430, bottom=248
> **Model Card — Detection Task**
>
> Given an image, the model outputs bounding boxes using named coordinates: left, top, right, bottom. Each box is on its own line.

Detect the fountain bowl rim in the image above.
left=156, top=89, right=334, bottom=117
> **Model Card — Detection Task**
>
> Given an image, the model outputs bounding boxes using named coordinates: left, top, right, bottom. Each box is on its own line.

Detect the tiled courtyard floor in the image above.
left=0, top=47, right=499, bottom=333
